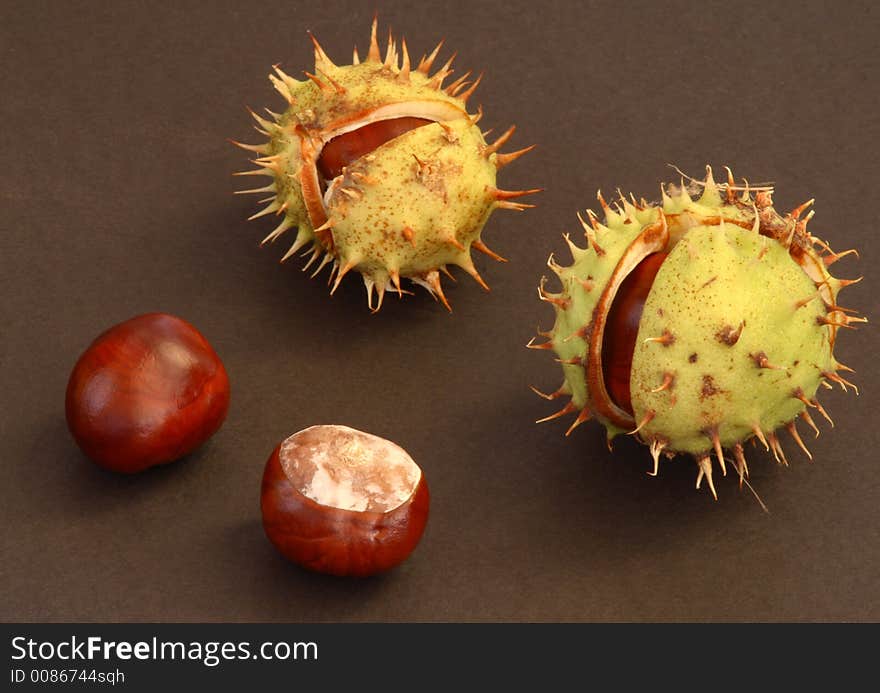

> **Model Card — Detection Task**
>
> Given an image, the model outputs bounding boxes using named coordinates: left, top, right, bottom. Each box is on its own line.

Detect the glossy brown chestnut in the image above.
left=601, top=252, right=668, bottom=415
left=65, top=313, right=230, bottom=473
left=261, top=425, right=430, bottom=577
left=316, top=116, right=432, bottom=181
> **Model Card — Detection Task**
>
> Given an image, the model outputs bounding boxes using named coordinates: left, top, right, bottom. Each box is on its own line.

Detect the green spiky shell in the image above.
left=324, top=119, right=496, bottom=293
left=632, top=224, right=829, bottom=454
left=234, top=21, right=536, bottom=311
left=534, top=168, right=864, bottom=497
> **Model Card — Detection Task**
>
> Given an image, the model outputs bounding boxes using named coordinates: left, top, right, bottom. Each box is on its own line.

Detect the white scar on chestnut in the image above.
left=233, top=19, right=539, bottom=311
left=531, top=166, right=865, bottom=501
left=280, top=425, right=421, bottom=512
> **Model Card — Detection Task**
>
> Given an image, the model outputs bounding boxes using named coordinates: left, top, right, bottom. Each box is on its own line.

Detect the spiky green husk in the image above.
left=533, top=168, right=864, bottom=498
left=234, top=20, right=536, bottom=311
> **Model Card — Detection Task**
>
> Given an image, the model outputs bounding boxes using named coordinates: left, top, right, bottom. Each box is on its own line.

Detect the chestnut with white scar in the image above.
left=261, top=425, right=429, bottom=577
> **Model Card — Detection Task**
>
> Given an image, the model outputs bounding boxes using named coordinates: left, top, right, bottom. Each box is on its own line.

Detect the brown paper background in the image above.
left=2, top=0, right=878, bottom=622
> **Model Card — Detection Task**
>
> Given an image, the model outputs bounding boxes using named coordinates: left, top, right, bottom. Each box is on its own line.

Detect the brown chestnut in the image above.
left=261, top=425, right=429, bottom=577
left=601, top=251, right=668, bottom=415
left=316, top=116, right=432, bottom=181
left=65, top=313, right=230, bottom=473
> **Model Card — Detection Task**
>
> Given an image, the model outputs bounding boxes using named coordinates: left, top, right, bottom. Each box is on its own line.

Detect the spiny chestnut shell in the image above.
left=533, top=167, right=864, bottom=498
left=65, top=313, right=230, bottom=473
left=234, top=19, right=537, bottom=311
left=261, top=425, right=429, bottom=577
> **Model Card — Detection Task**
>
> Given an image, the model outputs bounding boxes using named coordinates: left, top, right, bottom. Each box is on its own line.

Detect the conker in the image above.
left=261, top=425, right=429, bottom=577
left=317, top=116, right=432, bottom=181
left=65, top=313, right=230, bottom=473
left=601, top=251, right=668, bottom=415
